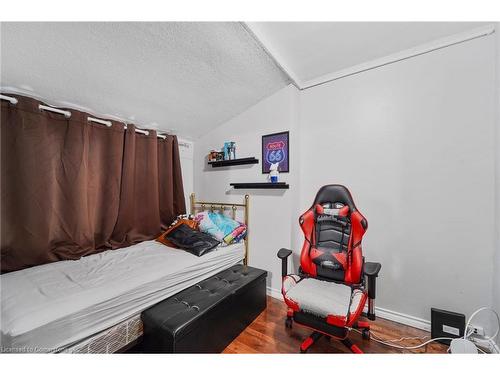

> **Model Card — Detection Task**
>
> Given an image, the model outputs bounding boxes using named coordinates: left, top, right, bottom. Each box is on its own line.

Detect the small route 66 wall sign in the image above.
left=262, top=131, right=289, bottom=173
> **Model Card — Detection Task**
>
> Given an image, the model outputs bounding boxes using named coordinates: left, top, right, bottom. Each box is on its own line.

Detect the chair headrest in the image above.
left=312, top=185, right=357, bottom=213
left=315, top=204, right=349, bottom=217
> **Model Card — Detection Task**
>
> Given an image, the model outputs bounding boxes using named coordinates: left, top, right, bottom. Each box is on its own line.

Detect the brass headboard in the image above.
left=189, top=193, right=249, bottom=266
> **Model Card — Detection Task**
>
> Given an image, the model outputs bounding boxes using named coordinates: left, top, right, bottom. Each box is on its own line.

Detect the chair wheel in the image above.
left=285, top=317, right=293, bottom=329
left=362, top=329, right=370, bottom=340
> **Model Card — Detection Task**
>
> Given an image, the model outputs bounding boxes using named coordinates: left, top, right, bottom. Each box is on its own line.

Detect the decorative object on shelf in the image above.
left=223, top=141, right=236, bottom=160
left=208, top=150, right=224, bottom=162
left=268, top=162, right=280, bottom=183
left=208, top=157, right=259, bottom=168
left=229, top=142, right=236, bottom=160
left=230, top=182, right=289, bottom=189
left=208, top=141, right=237, bottom=162
left=262, top=131, right=289, bottom=174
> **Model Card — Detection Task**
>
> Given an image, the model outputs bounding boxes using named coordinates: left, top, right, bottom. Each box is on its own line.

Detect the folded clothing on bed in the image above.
left=164, top=223, right=220, bottom=256
left=195, top=211, right=247, bottom=245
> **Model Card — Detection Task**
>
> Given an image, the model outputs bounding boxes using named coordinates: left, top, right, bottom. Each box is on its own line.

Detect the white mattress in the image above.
left=0, top=240, right=244, bottom=352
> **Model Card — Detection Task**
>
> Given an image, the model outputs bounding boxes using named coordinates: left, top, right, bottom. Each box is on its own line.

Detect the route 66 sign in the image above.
left=262, top=131, right=289, bottom=173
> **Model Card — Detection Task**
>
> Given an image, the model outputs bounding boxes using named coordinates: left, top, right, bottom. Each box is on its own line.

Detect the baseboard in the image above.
left=267, top=286, right=282, bottom=300
left=266, top=287, right=431, bottom=332
left=373, top=306, right=431, bottom=332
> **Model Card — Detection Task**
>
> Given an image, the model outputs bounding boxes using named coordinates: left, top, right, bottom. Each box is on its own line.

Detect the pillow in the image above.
left=156, top=218, right=199, bottom=248
left=195, top=211, right=244, bottom=244
left=165, top=223, right=220, bottom=256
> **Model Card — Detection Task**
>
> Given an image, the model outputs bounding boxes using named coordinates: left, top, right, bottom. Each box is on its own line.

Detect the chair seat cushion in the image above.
left=284, top=277, right=364, bottom=318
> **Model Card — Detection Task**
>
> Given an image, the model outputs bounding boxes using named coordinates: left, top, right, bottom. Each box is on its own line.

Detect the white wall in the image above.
left=494, top=24, right=500, bottom=345
left=300, top=35, right=496, bottom=326
left=178, top=139, right=194, bottom=211
left=194, top=32, right=498, bottom=330
left=194, top=85, right=300, bottom=293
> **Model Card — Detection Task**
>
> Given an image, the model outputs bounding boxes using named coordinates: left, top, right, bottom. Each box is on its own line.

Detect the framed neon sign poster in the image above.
left=262, top=131, right=289, bottom=174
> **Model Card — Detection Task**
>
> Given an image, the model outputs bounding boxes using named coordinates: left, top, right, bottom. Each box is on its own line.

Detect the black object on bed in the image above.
left=165, top=223, right=220, bottom=256
left=141, top=264, right=267, bottom=353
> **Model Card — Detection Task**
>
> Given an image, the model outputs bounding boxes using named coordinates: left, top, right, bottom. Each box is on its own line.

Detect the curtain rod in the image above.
left=0, top=94, right=18, bottom=105
left=0, top=93, right=169, bottom=139
left=85, top=117, right=168, bottom=137
left=39, top=104, right=71, bottom=118
left=88, top=116, right=112, bottom=127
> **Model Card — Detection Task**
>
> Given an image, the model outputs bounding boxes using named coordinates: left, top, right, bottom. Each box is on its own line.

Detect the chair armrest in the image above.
left=277, top=248, right=292, bottom=259
left=364, top=262, right=381, bottom=321
left=277, top=248, right=293, bottom=277
left=364, top=262, right=381, bottom=277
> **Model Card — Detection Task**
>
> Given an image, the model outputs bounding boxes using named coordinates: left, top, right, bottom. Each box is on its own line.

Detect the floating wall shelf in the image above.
left=230, top=182, right=289, bottom=190
left=208, top=157, right=259, bottom=168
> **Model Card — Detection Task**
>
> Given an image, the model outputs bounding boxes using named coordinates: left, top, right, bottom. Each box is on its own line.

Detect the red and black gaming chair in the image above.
left=277, top=185, right=381, bottom=353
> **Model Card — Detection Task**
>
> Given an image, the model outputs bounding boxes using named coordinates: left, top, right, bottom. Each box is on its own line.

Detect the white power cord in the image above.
left=477, top=346, right=488, bottom=354
left=375, top=334, right=430, bottom=343
left=353, top=306, right=500, bottom=353
left=464, top=307, right=499, bottom=341
left=463, top=307, right=500, bottom=354
left=352, top=328, right=452, bottom=351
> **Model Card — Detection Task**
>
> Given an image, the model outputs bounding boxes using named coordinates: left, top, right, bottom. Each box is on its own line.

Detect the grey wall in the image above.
left=194, top=85, right=300, bottom=294
left=195, top=32, right=498, bottom=329
left=300, top=34, right=497, bottom=325
left=179, top=139, right=194, bottom=211
left=494, top=24, right=500, bottom=345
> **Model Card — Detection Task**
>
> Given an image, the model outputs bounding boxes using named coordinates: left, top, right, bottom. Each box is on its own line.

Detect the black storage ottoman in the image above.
left=141, top=264, right=267, bottom=353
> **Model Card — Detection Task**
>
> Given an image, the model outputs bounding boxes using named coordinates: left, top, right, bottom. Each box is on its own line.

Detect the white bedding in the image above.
left=0, top=240, right=244, bottom=352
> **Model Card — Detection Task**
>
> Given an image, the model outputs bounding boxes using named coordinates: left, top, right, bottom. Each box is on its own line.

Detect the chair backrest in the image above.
left=299, top=185, right=367, bottom=284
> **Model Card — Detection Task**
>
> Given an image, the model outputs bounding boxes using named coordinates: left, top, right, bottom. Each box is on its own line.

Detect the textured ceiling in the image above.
left=248, top=22, right=490, bottom=84
left=0, top=22, right=290, bottom=139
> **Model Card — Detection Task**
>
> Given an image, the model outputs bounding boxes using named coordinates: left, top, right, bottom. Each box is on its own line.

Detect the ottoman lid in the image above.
left=142, top=264, right=267, bottom=339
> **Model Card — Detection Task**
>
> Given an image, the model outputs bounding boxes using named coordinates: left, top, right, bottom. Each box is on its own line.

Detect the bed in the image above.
left=0, top=194, right=250, bottom=353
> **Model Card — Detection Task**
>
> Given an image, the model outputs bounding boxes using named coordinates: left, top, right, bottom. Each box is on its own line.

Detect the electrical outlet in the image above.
left=469, top=325, right=485, bottom=336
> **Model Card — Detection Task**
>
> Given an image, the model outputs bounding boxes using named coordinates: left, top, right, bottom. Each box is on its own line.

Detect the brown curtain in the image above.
left=1, top=95, right=186, bottom=273
left=158, top=135, right=186, bottom=229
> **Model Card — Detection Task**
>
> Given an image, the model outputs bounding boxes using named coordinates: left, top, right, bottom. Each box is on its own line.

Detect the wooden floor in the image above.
left=223, top=296, right=447, bottom=354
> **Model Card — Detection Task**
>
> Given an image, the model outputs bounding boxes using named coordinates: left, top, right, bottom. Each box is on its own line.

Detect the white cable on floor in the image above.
left=477, top=346, right=487, bottom=354
left=352, top=328, right=452, bottom=350
left=352, top=306, right=499, bottom=353
left=378, top=334, right=430, bottom=343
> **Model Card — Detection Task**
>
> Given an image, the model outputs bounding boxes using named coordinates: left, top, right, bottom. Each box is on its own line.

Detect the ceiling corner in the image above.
left=243, top=22, right=304, bottom=90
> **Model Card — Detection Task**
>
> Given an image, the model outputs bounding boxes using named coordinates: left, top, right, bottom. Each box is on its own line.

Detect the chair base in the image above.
left=296, top=320, right=370, bottom=354
left=300, top=331, right=323, bottom=353
left=299, top=331, right=365, bottom=354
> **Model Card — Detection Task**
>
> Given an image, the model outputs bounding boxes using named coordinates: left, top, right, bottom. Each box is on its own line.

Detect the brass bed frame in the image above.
left=62, top=194, right=250, bottom=353
left=190, top=193, right=250, bottom=265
